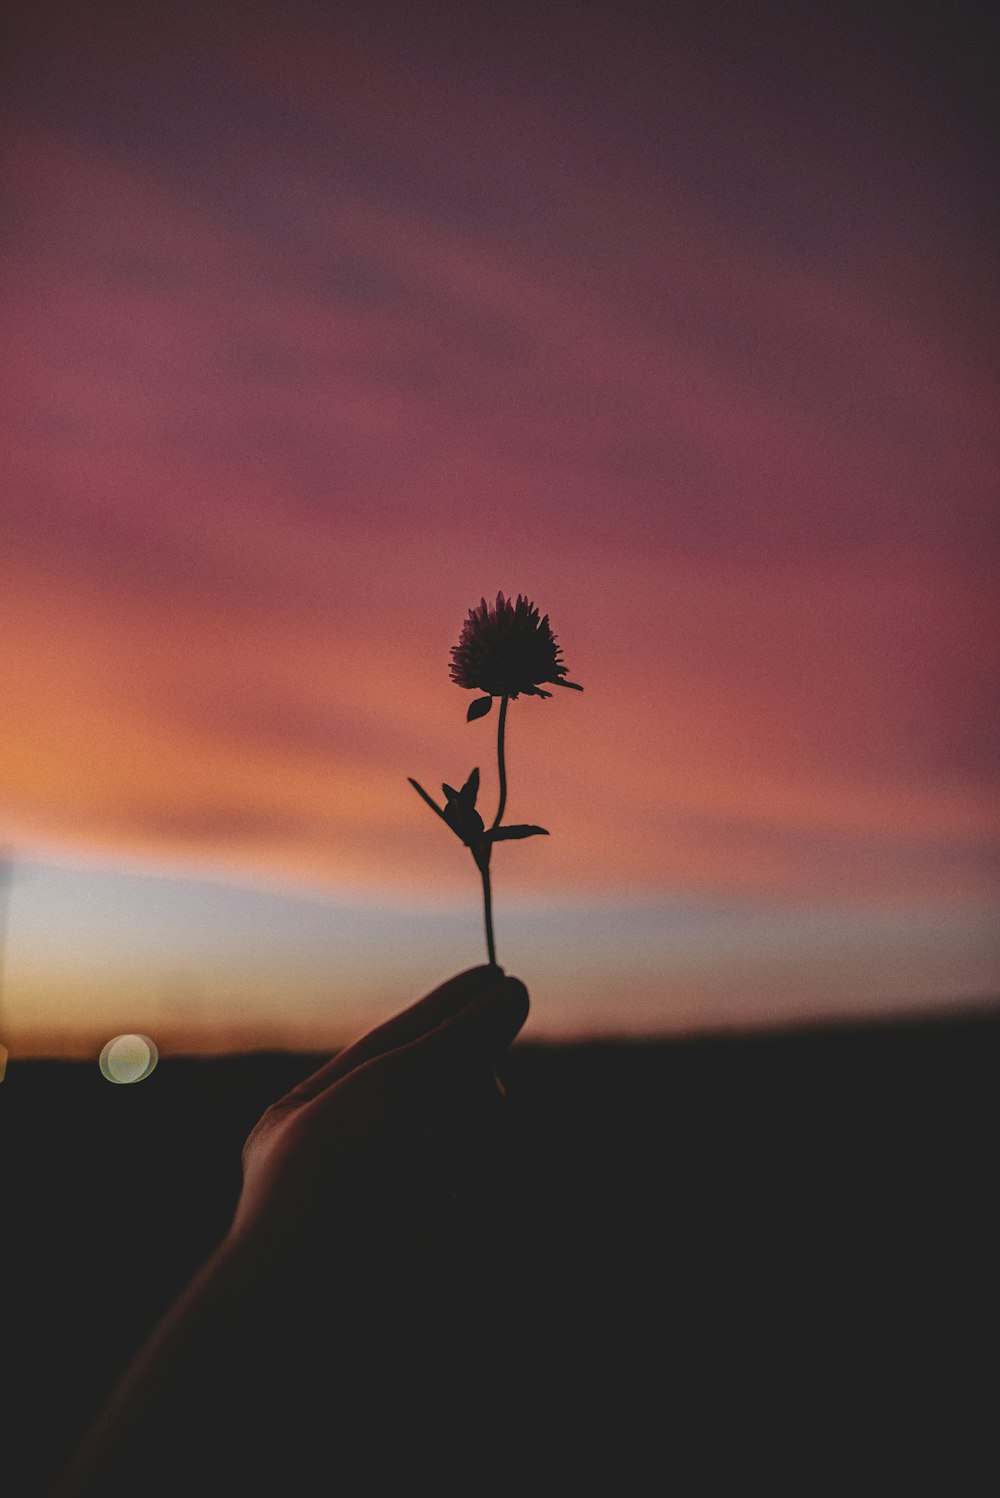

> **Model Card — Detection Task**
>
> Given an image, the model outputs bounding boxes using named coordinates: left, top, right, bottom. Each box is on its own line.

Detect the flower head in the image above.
left=449, top=592, right=583, bottom=709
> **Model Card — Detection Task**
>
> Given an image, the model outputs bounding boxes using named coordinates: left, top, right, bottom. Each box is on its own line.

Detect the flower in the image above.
left=409, top=589, right=581, bottom=965
left=449, top=592, right=583, bottom=714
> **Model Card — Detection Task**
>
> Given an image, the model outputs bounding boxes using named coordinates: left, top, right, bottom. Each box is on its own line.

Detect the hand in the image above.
left=51, top=965, right=529, bottom=1498
left=229, top=963, right=530, bottom=1265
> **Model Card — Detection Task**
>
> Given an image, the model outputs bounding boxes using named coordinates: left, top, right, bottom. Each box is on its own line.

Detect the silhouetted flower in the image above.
left=409, top=590, right=581, bottom=966
left=449, top=592, right=583, bottom=719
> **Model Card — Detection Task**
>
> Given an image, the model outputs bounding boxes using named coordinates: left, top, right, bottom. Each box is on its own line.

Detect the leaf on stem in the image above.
left=481, top=824, right=549, bottom=842
left=467, top=695, right=493, bottom=721
left=408, top=778, right=447, bottom=820
left=444, top=801, right=486, bottom=843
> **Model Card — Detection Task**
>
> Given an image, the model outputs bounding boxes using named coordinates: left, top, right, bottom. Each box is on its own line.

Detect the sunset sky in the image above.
left=2, top=0, right=997, bottom=1053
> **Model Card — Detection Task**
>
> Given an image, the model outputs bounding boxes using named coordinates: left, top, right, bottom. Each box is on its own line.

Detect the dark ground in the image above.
left=3, top=1009, right=997, bottom=1495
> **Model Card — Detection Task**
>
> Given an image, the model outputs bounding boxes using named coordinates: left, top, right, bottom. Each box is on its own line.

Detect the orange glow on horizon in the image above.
left=2, top=544, right=995, bottom=908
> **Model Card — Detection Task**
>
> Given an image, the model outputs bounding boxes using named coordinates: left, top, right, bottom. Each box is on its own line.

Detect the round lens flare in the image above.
left=99, top=1034, right=158, bottom=1084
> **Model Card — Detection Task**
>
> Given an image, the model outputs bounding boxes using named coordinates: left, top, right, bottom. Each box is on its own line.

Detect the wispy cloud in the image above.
left=1, top=0, right=997, bottom=1006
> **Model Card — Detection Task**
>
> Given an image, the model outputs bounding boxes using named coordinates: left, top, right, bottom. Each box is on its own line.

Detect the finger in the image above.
left=387, top=975, right=530, bottom=1079
left=279, top=964, right=504, bottom=1105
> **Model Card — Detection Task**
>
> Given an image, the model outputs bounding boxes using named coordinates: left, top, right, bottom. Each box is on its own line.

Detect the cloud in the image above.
left=1, top=0, right=997, bottom=924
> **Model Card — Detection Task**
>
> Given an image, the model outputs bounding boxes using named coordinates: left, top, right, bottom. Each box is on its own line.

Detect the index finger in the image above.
left=278, top=964, right=504, bottom=1106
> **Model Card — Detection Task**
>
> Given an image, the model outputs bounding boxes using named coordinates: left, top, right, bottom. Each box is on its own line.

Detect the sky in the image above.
left=1, top=0, right=998, bottom=1053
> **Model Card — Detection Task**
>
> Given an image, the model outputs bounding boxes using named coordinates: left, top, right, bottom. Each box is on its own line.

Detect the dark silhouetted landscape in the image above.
left=4, top=1005, right=996, bottom=1494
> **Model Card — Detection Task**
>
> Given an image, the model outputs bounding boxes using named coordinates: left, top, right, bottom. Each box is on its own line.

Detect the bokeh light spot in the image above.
left=99, top=1034, right=158, bottom=1084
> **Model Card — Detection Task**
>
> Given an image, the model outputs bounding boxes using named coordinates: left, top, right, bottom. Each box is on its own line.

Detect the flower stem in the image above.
left=480, top=857, right=496, bottom=966
left=479, top=693, right=509, bottom=965
left=492, top=693, right=509, bottom=832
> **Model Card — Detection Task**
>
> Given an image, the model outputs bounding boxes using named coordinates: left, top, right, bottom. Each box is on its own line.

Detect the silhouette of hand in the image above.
left=52, top=965, right=529, bottom=1498
left=230, top=963, right=529, bottom=1263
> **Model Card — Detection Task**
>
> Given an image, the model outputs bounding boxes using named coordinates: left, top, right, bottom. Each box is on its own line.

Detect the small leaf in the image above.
left=408, top=778, right=447, bottom=820
left=442, top=782, right=461, bottom=803
left=460, top=767, right=480, bottom=807
left=466, top=695, right=493, bottom=721
left=463, top=808, right=486, bottom=844
left=443, top=799, right=485, bottom=845
left=482, top=824, right=550, bottom=842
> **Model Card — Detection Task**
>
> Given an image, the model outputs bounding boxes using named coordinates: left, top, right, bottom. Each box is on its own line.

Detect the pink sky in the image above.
left=1, top=0, right=997, bottom=1046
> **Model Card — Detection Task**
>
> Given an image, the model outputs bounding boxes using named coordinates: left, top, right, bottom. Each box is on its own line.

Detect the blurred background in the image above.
left=2, top=0, right=998, bottom=1058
